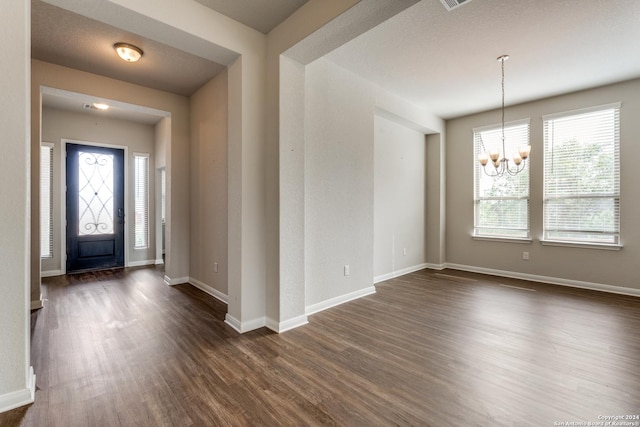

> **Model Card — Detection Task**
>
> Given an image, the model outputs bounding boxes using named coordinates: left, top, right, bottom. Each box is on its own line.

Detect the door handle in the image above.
left=118, top=208, right=125, bottom=219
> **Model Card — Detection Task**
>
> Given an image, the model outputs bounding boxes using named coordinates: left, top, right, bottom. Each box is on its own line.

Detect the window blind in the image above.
left=40, top=144, right=54, bottom=258
left=134, top=154, right=149, bottom=249
left=543, top=103, right=620, bottom=244
left=473, top=120, right=530, bottom=238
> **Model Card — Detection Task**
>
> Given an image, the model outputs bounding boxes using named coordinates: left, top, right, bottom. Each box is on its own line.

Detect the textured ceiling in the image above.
left=326, top=0, right=640, bottom=119
left=33, top=0, right=640, bottom=124
left=32, top=0, right=226, bottom=98
left=192, top=0, right=310, bottom=34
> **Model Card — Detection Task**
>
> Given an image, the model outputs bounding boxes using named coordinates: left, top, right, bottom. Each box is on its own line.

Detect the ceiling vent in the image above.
left=440, top=0, right=473, bottom=11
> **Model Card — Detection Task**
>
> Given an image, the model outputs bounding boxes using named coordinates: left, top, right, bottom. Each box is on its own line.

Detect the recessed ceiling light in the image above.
left=92, top=102, right=110, bottom=110
left=113, top=42, right=143, bottom=63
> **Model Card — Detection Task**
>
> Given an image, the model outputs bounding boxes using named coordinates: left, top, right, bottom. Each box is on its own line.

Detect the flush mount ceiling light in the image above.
left=83, top=102, right=110, bottom=111
left=113, top=42, right=143, bottom=63
left=477, top=54, right=531, bottom=177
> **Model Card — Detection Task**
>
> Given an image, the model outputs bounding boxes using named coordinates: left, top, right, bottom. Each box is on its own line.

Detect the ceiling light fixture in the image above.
left=92, top=102, right=110, bottom=110
left=114, top=42, right=143, bottom=63
left=477, top=55, right=531, bottom=177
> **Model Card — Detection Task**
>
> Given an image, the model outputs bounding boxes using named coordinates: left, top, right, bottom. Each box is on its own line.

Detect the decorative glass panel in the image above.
left=78, top=151, right=114, bottom=235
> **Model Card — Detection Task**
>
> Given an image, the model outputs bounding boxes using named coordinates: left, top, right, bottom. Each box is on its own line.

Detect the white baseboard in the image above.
left=265, top=314, right=309, bottom=333
left=224, top=314, right=265, bottom=334
left=306, top=286, right=377, bottom=316
left=374, top=262, right=445, bottom=284
left=127, top=260, right=156, bottom=268
left=155, top=259, right=164, bottom=265
left=41, top=270, right=62, bottom=278
left=164, top=275, right=189, bottom=286
left=445, top=263, right=640, bottom=298
left=188, top=277, right=228, bottom=304
left=30, top=295, right=43, bottom=310
left=0, top=366, right=35, bottom=413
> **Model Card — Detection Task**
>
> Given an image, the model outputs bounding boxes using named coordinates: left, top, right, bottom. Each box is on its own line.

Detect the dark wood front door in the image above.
left=66, top=143, right=125, bottom=272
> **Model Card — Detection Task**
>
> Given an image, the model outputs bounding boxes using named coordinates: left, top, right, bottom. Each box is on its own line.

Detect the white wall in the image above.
left=446, top=78, right=640, bottom=294
left=40, top=107, right=157, bottom=273
left=374, top=115, right=427, bottom=280
left=304, top=58, right=376, bottom=308
left=189, top=70, right=228, bottom=298
left=0, top=0, right=35, bottom=413
left=304, top=59, right=445, bottom=312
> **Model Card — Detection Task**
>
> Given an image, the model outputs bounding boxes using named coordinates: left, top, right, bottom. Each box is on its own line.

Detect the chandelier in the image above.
left=477, top=55, right=531, bottom=177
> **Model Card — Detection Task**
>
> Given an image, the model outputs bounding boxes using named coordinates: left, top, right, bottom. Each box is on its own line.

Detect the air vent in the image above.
left=440, top=0, right=473, bottom=11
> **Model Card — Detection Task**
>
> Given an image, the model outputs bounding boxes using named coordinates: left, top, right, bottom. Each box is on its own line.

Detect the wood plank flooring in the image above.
left=1, top=266, right=639, bottom=426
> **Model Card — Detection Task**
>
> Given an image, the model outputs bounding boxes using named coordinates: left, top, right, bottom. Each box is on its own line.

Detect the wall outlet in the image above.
left=403, top=248, right=407, bottom=256
left=522, top=252, right=529, bottom=261
left=214, top=262, right=219, bottom=272
left=344, top=265, right=350, bottom=276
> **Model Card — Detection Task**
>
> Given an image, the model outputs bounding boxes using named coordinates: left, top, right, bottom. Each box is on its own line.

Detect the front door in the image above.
left=66, top=143, right=125, bottom=273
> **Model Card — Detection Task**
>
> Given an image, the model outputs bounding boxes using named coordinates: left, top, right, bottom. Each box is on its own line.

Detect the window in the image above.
left=473, top=120, right=530, bottom=239
left=40, top=144, right=54, bottom=258
left=134, top=154, right=149, bottom=249
left=543, top=103, right=620, bottom=245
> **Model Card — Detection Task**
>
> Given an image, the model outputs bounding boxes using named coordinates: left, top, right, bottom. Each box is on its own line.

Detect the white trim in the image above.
left=472, top=235, right=533, bottom=244
left=444, top=263, right=640, bottom=298
left=0, top=367, right=35, bottom=413
left=163, top=275, right=189, bottom=286
left=374, top=262, right=432, bottom=284
left=30, top=296, right=44, bottom=311
left=306, top=286, right=377, bottom=316
left=542, top=102, right=622, bottom=121
left=540, top=239, right=622, bottom=251
left=41, top=269, right=63, bottom=277
left=154, top=258, right=164, bottom=265
left=265, top=315, right=309, bottom=333
left=224, top=314, right=265, bottom=334
left=188, top=277, right=228, bottom=304
left=127, top=259, right=156, bottom=267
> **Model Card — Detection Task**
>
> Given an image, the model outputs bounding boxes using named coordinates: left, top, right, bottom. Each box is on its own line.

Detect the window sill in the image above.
left=540, top=240, right=623, bottom=251
left=472, top=235, right=532, bottom=244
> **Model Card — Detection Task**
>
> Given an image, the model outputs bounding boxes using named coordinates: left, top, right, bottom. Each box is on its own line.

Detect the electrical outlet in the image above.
left=344, top=265, right=350, bottom=276
left=403, top=248, right=407, bottom=256
left=214, top=262, right=219, bottom=272
left=522, top=252, right=529, bottom=261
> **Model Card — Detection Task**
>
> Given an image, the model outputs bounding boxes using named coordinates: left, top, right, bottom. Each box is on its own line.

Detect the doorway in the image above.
left=65, top=143, right=125, bottom=272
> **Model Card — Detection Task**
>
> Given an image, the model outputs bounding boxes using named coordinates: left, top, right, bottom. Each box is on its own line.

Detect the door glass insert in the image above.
left=78, top=151, right=114, bottom=235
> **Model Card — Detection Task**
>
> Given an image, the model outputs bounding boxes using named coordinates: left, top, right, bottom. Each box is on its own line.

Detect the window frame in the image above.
left=133, top=153, right=150, bottom=250
left=542, top=103, right=621, bottom=249
left=473, top=118, right=531, bottom=241
left=40, top=143, right=54, bottom=259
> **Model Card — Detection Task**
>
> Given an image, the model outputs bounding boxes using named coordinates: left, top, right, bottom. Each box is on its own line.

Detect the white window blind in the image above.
left=134, top=154, right=149, bottom=249
left=473, top=120, right=530, bottom=238
left=40, top=144, right=54, bottom=258
left=543, top=103, right=620, bottom=245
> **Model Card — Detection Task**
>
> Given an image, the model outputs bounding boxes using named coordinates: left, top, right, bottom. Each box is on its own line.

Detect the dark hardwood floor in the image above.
left=2, top=266, right=639, bottom=426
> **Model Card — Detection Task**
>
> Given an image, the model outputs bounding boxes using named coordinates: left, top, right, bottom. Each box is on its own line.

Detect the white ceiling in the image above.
left=326, top=0, right=640, bottom=119
left=32, top=0, right=640, bottom=124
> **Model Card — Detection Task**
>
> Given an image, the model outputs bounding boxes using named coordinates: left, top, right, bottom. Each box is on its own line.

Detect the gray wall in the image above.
left=189, top=69, right=228, bottom=297
left=446, top=78, right=640, bottom=292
